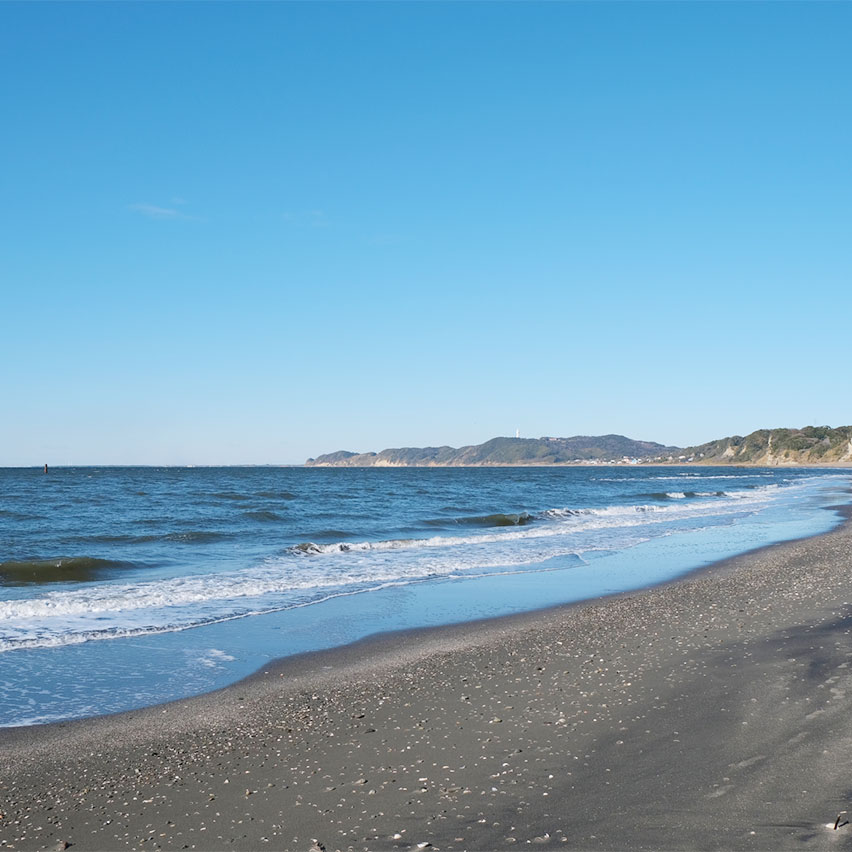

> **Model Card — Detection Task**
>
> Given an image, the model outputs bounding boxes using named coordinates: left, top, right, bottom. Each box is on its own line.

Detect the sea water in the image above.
left=0, top=465, right=848, bottom=726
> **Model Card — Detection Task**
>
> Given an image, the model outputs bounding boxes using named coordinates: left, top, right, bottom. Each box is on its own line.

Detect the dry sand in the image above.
left=3, top=513, right=852, bottom=851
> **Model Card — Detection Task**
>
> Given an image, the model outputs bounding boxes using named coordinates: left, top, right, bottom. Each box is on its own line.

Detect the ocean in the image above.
left=0, top=465, right=848, bottom=727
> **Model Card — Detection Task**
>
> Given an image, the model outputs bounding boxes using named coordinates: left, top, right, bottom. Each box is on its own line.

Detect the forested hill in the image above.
left=306, top=426, right=852, bottom=467
left=305, top=435, right=679, bottom=466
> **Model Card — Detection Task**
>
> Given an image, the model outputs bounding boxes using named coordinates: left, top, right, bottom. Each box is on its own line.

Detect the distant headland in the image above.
left=306, top=426, right=852, bottom=467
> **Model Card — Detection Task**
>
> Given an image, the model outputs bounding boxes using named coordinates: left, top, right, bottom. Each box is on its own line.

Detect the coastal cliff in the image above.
left=306, top=426, right=852, bottom=467
left=684, top=425, right=852, bottom=466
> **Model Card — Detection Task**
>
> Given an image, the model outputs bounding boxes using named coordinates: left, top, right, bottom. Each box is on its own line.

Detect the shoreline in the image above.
left=3, top=503, right=847, bottom=742
left=4, top=511, right=852, bottom=849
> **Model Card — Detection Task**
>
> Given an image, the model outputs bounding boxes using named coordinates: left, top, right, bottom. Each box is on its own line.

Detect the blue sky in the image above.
left=2, top=2, right=850, bottom=465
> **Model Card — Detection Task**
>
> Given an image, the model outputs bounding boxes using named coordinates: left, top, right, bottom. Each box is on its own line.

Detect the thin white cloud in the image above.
left=129, top=202, right=201, bottom=222
left=130, top=203, right=182, bottom=220
left=369, top=233, right=401, bottom=246
left=282, top=209, right=328, bottom=228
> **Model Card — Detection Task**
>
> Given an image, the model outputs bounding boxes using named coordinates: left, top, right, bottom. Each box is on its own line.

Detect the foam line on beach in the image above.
left=3, top=512, right=852, bottom=850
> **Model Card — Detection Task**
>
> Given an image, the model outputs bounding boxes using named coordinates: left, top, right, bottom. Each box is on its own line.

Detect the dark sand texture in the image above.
left=3, top=514, right=852, bottom=851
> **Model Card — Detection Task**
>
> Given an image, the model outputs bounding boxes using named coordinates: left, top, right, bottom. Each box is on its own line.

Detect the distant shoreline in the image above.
left=308, top=426, right=852, bottom=468
left=305, top=460, right=852, bottom=468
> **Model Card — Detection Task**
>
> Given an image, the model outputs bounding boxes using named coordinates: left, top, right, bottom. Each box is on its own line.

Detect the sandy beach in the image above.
left=3, top=512, right=852, bottom=851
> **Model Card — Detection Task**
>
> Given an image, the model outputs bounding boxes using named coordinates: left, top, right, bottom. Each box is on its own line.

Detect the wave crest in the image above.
left=0, top=557, right=133, bottom=586
left=425, top=511, right=534, bottom=528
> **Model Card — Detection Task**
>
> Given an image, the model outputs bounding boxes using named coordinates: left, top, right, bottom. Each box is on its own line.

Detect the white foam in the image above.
left=597, top=474, right=773, bottom=481
left=0, top=476, right=814, bottom=653
left=198, top=648, right=236, bottom=668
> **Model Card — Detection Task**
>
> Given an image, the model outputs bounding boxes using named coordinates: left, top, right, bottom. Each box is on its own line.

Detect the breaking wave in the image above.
left=0, top=479, right=806, bottom=653
left=641, top=491, right=728, bottom=500
left=424, top=511, right=535, bottom=528
left=0, top=557, right=135, bottom=586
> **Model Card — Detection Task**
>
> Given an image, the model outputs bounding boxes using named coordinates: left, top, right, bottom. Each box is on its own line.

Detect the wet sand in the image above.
left=3, top=514, right=852, bottom=851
